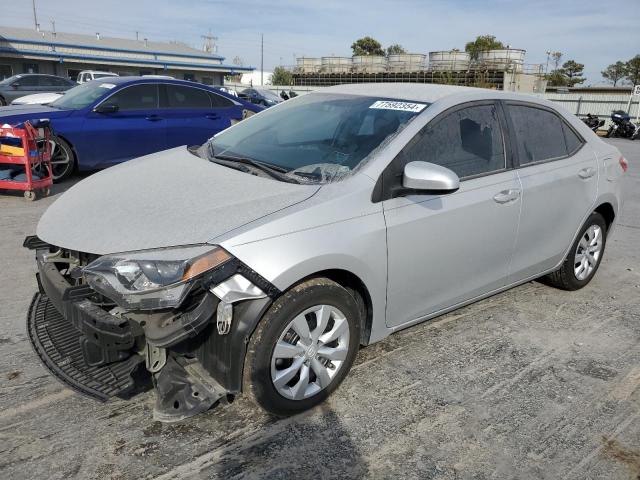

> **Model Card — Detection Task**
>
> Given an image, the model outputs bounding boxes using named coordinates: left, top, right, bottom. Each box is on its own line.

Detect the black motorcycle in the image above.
left=582, top=113, right=604, bottom=133
left=606, top=110, right=639, bottom=140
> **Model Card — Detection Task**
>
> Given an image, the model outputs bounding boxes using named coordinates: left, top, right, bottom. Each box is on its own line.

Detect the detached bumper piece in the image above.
left=27, top=293, right=144, bottom=401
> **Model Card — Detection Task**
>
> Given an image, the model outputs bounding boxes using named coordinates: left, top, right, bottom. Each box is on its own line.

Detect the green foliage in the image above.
left=464, top=35, right=505, bottom=60
left=386, top=44, right=407, bottom=56
left=546, top=59, right=585, bottom=87
left=626, top=55, right=640, bottom=86
left=351, top=36, right=385, bottom=56
left=271, top=66, right=292, bottom=86
left=602, top=61, right=627, bottom=86
left=560, top=60, right=585, bottom=86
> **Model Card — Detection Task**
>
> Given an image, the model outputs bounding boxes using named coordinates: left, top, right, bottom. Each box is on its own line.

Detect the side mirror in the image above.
left=93, top=104, right=119, bottom=114
left=402, top=161, right=460, bottom=193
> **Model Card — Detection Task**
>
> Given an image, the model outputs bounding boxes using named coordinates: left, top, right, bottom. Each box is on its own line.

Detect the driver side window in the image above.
left=402, top=103, right=506, bottom=179
left=101, top=84, right=159, bottom=111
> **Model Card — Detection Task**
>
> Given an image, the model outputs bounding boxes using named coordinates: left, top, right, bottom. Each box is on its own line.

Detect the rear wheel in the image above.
left=243, top=278, right=361, bottom=416
left=544, top=212, right=607, bottom=290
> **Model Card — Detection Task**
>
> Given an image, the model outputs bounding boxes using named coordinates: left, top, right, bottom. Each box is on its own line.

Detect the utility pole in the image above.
left=32, top=0, right=39, bottom=30
left=50, top=20, right=55, bottom=35
left=201, top=30, right=218, bottom=54
left=260, top=33, right=264, bottom=86
left=136, top=31, right=139, bottom=41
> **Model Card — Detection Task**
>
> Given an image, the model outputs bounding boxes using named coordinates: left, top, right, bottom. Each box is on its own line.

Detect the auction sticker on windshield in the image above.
left=369, top=100, right=427, bottom=113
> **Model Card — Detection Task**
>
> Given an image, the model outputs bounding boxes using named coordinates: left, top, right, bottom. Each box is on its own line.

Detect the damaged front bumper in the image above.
left=25, top=237, right=276, bottom=421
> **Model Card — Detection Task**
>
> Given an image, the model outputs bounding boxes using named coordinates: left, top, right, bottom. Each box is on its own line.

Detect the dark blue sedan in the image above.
left=0, top=77, right=263, bottom=181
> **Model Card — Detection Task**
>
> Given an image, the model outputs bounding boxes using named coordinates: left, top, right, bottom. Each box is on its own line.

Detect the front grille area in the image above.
left=27, top=292, right=144, bottom=401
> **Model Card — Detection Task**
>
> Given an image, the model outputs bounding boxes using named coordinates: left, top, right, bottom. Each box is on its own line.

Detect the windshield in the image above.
left=49, top=81, right=117, bottom=109
left=207, top=93, right=427, bottom=183
left=0, top=75, right=19, bottom=86
left=255, top=89, right=282, bottom=102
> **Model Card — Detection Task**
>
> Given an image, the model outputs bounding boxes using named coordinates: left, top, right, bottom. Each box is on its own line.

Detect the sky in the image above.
left=3, top=0, right=640, bottom=84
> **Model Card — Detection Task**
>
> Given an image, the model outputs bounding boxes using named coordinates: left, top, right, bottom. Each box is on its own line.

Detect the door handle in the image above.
left=206, top=114, right=220, bottom=120
left=578, top=167, right=596, bottom=179
left=493, top=189, right=521, bottom=204
left=145, top=115, right=163, bottom=122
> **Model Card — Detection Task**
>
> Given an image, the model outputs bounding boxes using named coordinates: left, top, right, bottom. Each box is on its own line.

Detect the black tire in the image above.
left=48, top=136, right=75, bottom=182
left=243, top=278, right=361, bottom=416
left=0, top=96, right=6, bottom=106
left=544, top=212, right=607, bottom=290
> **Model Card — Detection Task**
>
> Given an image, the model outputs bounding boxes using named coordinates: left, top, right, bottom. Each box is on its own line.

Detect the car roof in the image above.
left=321, top=83, right=538, bottom=105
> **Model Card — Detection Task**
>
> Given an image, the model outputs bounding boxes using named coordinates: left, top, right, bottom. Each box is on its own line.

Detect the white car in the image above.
left=77, top=70, right=119, bottom=84
left=11, top=92, right=63, bottom=105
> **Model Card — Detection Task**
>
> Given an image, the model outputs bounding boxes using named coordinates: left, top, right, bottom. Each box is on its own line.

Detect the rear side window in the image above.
left=562, top=122, right=583, bottom=155
left=165, top=85, right=211, bottom=109
left=102, top=84, right=159, bottom=111
left=402, top=104, right=506, bottom=179
left=508, top=105, right=572, bottom=164
left=208, top=91, right=234, bottom=108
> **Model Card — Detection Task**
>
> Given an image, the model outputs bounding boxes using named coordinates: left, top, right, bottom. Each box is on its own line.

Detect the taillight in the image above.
left=619, top=156, right=628, bottom=173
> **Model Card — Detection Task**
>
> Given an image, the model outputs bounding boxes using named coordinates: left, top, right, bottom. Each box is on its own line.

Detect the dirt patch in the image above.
left=6, top=371, right=21, bottom=380
left=602, top=436, right=640, bottom=479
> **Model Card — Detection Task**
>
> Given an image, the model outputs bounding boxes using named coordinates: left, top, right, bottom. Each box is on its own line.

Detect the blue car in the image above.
left=0, top=77, right=263, bottom=181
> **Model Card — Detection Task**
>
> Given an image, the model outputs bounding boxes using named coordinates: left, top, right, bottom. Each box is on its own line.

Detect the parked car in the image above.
left=25, top=84, right=625, bottom=422
left=238, top=87, right=283, bottom=107
left=0, top=77, right=263, bottom=180
left=0, top=74, right=76, bottom=106
left=11, top=92, right=63, bottom=105
left=76, top=70, right=119, bottom=84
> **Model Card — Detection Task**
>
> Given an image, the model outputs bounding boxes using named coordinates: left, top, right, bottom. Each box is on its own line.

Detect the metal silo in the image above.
left=387, top=53, right=426, bottom=72
left=320, top=56, right=352, bottom=73
left=428, top=50, right=470, bottom=71
left=352, top=55, right=387, bottom=73
left=477, top=49, right=526, bottom=71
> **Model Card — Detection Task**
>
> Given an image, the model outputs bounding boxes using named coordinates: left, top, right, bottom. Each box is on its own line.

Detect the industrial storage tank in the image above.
left=428, top=50, right=470, bottom=71
left=320, top=56, right=352, bottom=73
left=296, top=57, right=322, bottom=73
left=352, top=55, right=387, bottom=73
left=387, top=53, right=426, bottom=72
left=477, top=49, right=525, bottom=71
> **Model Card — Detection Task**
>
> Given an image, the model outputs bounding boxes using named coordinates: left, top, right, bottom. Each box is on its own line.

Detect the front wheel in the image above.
left=40, top=136, right=75, bottom=182
left=243, top=278, right=361, bottom=416
left=544, top=212, right=607, bottom=290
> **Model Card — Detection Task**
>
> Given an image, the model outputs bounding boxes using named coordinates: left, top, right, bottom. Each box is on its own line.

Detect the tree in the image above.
left=626, top=55, right=640, bottom=86
left=351, top=36, right=385, bottom=56
left=546, top=71, right=569, bottom=87
left=602, top=61, right=627, bottom=86
left=271, top=66, right=292, bottom=86
left=551, top=51, right=563, bottom=71
left=559, top=60, right=585, bottom=86
left=386, top=43, right=407, bottom=56
left=464, top=35, right=505, bottom=60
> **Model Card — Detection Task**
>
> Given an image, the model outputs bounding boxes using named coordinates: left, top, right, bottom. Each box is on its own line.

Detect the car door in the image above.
left=382, top=101, right=522, bottom=327
left=81, top=83, right=167, bottom=167
left=160, top=84, right=237, bottom=147
left=504, top=102, right=598, bottom=282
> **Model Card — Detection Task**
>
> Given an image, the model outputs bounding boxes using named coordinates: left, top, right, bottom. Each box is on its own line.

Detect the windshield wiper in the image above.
left=212, top=153, right=299, bottom=183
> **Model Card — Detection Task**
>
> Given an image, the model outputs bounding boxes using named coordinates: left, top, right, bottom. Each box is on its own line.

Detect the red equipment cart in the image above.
left=0, top=120, right=53, bottom=201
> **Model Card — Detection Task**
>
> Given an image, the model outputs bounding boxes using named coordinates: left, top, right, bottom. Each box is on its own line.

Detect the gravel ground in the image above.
left=0, top=138, right=638, bottom=480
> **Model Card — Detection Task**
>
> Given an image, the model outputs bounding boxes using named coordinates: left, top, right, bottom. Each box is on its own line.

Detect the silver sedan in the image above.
left=28, top=83, right=627, bottom=421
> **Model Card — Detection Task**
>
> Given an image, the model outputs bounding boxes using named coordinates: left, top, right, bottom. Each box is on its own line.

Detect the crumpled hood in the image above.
left=37, top=147, right=320, bottom=254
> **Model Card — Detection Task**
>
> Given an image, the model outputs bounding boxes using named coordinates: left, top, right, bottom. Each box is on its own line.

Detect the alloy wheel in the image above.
left=270, top=304, right=350, bottom=400
left=48, top=139, right=73, bottom=181
left=574, top=224, right=602, bottom=281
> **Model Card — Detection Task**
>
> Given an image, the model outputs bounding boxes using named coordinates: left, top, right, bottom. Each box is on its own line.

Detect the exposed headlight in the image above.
left=83, top=245, right=232, bottom=310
